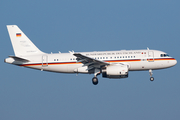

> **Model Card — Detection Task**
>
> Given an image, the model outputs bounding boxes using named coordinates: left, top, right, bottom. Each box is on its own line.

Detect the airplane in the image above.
left=4, top=25, right=177, bottom=85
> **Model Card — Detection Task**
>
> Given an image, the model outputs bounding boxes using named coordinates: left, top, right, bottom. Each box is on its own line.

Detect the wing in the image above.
left=73, top=53, right=109, bottom=70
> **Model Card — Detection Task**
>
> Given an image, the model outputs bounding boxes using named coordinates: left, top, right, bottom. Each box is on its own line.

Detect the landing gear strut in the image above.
left=92, top=69, right=101, bottom=85
left=149, top=69, right=154, bottom=81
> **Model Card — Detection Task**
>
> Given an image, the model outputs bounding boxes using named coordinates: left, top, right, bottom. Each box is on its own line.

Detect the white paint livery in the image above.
left=5, top=25, right=177, bottom=85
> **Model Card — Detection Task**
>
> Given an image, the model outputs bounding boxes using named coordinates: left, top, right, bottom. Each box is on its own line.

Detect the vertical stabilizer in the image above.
left=7, top=25, right=44, bottom=56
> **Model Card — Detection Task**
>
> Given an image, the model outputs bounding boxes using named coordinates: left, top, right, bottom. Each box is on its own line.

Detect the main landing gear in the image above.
left=92, top=69, right=101, bottom=85
left=92, top=77, right=98, bottom=85
left=149, top=69, right=154, bottom=81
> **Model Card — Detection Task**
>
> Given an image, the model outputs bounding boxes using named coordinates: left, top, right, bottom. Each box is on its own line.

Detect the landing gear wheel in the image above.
left=150, top=77, right=154, bottom=81
left=92, top=77, right=98, bottom=85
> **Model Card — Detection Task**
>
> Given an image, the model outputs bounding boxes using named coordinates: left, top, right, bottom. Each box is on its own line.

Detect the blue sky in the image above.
left=0, top=0, right=180, bottom=120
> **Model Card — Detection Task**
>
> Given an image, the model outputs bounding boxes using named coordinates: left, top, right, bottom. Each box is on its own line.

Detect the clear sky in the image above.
left=0, top=0, right=180, bottom=120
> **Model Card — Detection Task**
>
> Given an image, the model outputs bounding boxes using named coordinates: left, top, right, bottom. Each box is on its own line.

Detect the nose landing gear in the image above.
left=149, top=69, right=154, bottom=81
left=150, top=77, right=154, bottom=81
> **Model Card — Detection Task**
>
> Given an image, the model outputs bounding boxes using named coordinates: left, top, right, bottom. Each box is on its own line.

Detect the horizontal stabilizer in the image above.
left=9, top=56, right=29, bottom=62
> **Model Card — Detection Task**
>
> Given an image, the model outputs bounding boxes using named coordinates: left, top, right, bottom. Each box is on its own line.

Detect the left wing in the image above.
left=73, top=53, right=109, bottom=70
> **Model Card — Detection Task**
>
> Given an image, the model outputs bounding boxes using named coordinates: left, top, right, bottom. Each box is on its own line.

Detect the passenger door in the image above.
left=148, top=51, right=154, bottom=62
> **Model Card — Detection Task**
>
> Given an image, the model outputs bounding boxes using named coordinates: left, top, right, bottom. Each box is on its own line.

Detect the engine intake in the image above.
left=102, top=64, right=128, bottom=78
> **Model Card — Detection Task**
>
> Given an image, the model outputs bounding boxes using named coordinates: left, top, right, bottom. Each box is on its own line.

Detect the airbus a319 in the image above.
left=5, top=25, right=177, bottom=85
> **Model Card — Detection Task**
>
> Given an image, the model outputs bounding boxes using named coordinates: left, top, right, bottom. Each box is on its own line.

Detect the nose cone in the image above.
left=174, top=59, right=177, bottom=66
left=170, top=58, right=177, bottom=67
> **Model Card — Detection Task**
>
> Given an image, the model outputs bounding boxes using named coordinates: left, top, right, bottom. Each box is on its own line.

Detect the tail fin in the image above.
left=7, top=25, right=44, bottom=56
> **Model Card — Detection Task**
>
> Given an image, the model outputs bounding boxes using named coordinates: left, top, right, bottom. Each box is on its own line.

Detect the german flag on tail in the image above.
left=16, top=33, right=21, bottom=37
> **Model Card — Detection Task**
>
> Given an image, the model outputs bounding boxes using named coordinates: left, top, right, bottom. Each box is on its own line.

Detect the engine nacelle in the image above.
left=102, top=64, right=129, bottom=78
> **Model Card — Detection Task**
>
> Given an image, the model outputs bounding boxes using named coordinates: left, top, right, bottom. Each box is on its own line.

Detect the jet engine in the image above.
left=102, top=64, right=129, bottom=78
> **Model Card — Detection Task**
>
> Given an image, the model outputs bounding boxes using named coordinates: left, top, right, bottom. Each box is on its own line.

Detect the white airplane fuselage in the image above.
left=4, top=25, right=177, bottom=85
left=6, top=50, right=176, bottom=73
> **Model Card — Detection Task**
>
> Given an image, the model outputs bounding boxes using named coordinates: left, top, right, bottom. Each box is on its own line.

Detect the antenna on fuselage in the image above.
left=69, top=50, right=74, bottom=54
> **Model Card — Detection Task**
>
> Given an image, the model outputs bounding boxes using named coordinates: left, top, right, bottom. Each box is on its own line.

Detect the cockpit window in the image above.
left=160, top=54, right=169, bottom=57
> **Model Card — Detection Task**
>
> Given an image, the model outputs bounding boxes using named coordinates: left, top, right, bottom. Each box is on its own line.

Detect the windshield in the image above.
left=160, top=54, right=169, bottom=57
